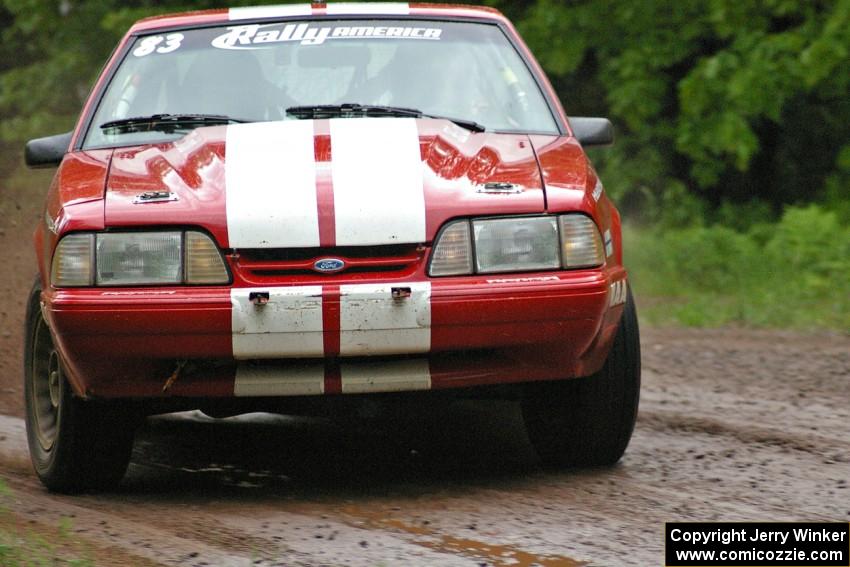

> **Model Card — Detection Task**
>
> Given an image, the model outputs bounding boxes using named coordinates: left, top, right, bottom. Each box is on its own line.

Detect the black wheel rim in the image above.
left=31, top=316, right=60, bottom=452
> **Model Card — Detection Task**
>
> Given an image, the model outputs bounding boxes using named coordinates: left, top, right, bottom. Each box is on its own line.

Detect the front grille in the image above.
left=235, top=244, right=425, bottom=280
left=251, top=265, right=409, bottom=277
left=244, top=244, right=416, bottom=262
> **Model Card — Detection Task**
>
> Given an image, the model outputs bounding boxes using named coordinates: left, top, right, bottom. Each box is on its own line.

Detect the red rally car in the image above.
left=23, top=2, right=640, bottom=492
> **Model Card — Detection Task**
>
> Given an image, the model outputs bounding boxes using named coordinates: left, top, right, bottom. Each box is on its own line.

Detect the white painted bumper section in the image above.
left=232, top=283, right=431, bottom=359
left=234, top=362, right=325, bottom=397
left=340, top=282, right=431, bottom=355
left=232, top=282, right=432, bottom=396
left=232, top=286, right=324, bottom=359
left=233, top=358, right=430, bottom=397
left=340, top=359, right=431, bottom=394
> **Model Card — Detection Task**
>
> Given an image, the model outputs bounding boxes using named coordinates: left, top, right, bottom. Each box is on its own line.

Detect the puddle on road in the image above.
left=126, top=411, right=590, bottom=564
left=340, top=506, right=587, bottom=567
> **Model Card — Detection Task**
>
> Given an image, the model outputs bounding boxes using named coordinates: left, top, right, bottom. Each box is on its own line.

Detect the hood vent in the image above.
left=132, top=191, right=178, bottom=204
left=476, top=182, right=523, bottom=194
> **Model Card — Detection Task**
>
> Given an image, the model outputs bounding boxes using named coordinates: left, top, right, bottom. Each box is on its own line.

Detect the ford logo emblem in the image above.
left=313, top=258, right=346, bottom=273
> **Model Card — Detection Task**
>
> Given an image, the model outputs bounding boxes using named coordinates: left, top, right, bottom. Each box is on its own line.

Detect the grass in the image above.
left=624, top=204, right=850, bottom=330
left=0, top=479, right=95, bottom=567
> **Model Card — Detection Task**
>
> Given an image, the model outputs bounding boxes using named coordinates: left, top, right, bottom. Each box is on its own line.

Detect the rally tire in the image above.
left=522, top=284, right=640, bottom=467
left=24, top=281, right=135, bottom=493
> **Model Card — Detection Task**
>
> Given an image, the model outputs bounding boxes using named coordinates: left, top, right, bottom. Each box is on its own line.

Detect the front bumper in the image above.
left=43, top=269, right=627, bottom=399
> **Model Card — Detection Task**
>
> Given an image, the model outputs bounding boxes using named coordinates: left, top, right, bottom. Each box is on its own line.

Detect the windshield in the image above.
left=84, top=19, right=559, bottom=148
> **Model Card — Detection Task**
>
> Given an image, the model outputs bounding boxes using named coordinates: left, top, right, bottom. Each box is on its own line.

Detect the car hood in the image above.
left=104, top=118, right=573, bottom=248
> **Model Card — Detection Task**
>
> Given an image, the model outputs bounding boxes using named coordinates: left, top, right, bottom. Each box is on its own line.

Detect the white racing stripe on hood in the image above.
left=229, top=4, right=312, bottom=20
left=330, top=118, right=425, bottom=245
left=326, top=2, right=410, bottom=15
left=226, top=120, right=319, bottom=248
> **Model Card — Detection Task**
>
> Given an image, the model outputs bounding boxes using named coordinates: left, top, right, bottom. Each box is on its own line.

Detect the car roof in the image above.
left=130, top=3, right=509, bottom=33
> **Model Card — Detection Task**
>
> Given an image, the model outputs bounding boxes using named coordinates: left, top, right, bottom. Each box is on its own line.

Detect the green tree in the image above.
left=0, top=0, right=297, bottom=143
left=1, top=0, right=849, bottom=219
left=511, top=0, right=850, bottom=219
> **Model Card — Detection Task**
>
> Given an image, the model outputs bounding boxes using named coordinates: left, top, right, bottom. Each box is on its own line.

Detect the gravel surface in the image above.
left=0, top=326, right=848, bottom=566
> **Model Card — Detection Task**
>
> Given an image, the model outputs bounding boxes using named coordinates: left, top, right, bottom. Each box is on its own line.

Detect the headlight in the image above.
left=473, top=217, right=560, bottom=274
left=97, top=232, right=182, bottom=285
left=429, top=214, right=604, bottom=276
left=51, top=230, right=229, bottom=287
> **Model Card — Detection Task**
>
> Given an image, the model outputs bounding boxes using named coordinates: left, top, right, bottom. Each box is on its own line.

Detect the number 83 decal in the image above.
left=133, top=33, right=184, bottom=57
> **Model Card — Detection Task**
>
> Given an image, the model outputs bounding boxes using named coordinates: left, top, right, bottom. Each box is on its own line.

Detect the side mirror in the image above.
left=570, top=117, right=614, bottom=147
left=25, top=132, right=73, bottom=168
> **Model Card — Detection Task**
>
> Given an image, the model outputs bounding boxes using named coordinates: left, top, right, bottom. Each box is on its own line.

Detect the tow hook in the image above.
left=249, top=291, right=270, bottom=306
left=162, top=359, right=187, bottom=393
left=391, top=287, right=412, bottom=300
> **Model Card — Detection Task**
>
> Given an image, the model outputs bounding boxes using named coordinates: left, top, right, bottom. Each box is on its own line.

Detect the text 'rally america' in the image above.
left=212, top=23, right=443, bottom=48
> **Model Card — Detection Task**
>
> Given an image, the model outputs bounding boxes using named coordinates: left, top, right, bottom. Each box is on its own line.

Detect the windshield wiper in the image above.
left=100, top=113, right=251, bottom=131
left=285, top=104, right=486, bottom=132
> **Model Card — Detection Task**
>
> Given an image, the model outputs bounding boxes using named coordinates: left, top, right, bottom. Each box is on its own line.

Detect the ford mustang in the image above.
left=23, top=2, right=640, bottom=492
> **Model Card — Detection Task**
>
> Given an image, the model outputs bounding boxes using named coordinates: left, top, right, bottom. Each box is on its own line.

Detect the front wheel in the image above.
left=24, top=282, right=135, bottom=493
left=522, top=284, right=641, bottom=467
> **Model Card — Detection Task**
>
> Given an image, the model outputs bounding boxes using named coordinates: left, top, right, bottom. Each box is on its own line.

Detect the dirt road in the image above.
left=0, top=327, right=848, bottom=566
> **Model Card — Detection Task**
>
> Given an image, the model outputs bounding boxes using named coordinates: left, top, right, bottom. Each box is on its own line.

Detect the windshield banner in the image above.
left=212, top=23, right=443, bottom=48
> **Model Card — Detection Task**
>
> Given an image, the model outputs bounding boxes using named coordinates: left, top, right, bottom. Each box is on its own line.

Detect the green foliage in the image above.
left=823, top=144, right=850, bottom=224
left=0, top=0, right=307, bottom=142
left=627, top=204, right=850, bottom=329
left=509, top=0, right=850, bottom=218
left=676, top=0, right=850, bottom=187
left=714, top=200, right=773, bottom=233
